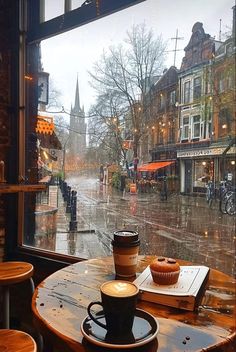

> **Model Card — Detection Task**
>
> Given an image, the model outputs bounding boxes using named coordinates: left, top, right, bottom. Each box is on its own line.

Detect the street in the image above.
left=56, top=175, right=235, bottom=277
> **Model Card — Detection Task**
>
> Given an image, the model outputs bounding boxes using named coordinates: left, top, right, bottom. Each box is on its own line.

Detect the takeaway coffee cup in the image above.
left=87, top=280, right=139, bottom=336
left=112, top=230, right=140, bottom=277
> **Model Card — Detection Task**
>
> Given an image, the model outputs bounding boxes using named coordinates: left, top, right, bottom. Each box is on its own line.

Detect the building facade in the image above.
left=176, top=20, right=235, bottom=194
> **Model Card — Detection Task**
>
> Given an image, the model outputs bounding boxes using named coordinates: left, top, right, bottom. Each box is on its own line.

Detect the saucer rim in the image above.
left=81, top=308, right=159, bottom=349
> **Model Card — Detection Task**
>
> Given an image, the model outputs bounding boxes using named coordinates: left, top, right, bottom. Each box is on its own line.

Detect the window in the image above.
left=193, top=77, right=201, bottom=100
left=226, top=69, right=234, bottom=89
left=181, top=116, right=189, bottom=140
left=168, top=125, right=175, bottom=143
left=192, top=115, right=201, bottom=139
left=160, top=93, right=165, bottom=110
left=158, top=128, right=164, bottom=144
left=193, top=160, right=213, bottom=188
left=170, top=90, right=176, bottom=105
left=21, top=1, right=148, bottom=260
left=218, top=72, right=225, bottom=93
left=183, top=81, right=190, bottom=104
left=10, top=0, right=233, bottom=274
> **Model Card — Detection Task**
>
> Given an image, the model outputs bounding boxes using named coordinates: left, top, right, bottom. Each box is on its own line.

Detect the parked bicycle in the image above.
left=218, top=180, right=233, bottom=214
left=225, top=189, right=236, bottom=215
left=206, top=180, right=236, bottom=215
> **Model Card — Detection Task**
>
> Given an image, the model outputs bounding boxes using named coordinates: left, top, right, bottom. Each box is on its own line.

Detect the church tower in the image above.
left=68, top=78, right=87, bottom=159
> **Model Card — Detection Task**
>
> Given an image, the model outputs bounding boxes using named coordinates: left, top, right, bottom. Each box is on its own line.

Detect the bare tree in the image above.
left=89, top=23, right=167, bottom=164
left=87, top=91, right=128, bottom=165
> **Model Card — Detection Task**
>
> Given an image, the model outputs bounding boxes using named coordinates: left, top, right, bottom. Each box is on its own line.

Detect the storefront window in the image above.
left=219, top=159, right=236, bottom=183
left=193, top=160, right=214, bottom=189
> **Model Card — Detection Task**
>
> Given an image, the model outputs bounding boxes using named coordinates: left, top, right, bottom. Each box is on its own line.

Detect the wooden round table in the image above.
left=31, top=256, right=236, bottom=352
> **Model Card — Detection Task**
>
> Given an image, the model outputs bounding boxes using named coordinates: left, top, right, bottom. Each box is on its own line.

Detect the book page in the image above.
left=134, top=266, right=209, bottom=297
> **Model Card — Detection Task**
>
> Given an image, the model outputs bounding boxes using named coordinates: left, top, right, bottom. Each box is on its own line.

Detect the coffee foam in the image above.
left=101, top=281, right=138, bottom=297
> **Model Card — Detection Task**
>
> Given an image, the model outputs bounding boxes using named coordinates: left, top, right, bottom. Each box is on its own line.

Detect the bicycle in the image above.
left=218, top=180, right=233, bottom=214
left=225, top=191, right=236, bottom=215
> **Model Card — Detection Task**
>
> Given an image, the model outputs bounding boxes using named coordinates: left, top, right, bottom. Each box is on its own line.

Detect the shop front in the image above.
left=178, top=146, right=236, bottom=194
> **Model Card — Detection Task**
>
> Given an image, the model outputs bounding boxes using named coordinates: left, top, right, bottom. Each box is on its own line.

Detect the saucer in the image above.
left=81, top=308, right=159, bottom=349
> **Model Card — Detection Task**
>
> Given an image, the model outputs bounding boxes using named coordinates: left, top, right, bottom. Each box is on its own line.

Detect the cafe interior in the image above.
left=0, top=1, right=235, bottom=352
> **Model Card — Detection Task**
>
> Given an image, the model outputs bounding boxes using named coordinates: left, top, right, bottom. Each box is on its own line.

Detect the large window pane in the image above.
left=22, top=1, right=235, bottom=275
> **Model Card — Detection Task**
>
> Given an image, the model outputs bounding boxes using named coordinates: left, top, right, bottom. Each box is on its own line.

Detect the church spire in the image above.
left=74, top=76, right=81, bottom=113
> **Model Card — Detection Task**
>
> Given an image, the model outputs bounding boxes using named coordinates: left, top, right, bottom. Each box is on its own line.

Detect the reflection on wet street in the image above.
left=49, top=176, right=236, bottom=277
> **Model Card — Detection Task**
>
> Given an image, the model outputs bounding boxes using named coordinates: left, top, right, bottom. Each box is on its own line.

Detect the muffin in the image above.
left=150, top=257, right=180, bottom=285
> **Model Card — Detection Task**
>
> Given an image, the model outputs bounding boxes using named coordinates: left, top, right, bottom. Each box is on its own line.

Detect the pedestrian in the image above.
left=161, top=175, right=168, bottom=200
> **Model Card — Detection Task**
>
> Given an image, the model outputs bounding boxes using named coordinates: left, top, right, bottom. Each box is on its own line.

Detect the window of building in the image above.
left=168, top=125, right=175, bottom=143
left=192, top=115, right=201, bottom=139
left=160, top=93, right=165, bottom=110
left=170, top=90, right=176, bottom=105
left=193, top=77, right=201, bottom=100
left=158, top=128, right=164, bottom=144
left=181, top=116, right=189, bottom=140
left=193, top=160, right=213, bottom=188
left=183, top=81, right=190, bottom=104
left=218, top=72, right=225, bottom=93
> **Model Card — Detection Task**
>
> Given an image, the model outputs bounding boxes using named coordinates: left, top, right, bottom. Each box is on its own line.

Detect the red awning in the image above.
left=138, top=161, right=174, bottom=172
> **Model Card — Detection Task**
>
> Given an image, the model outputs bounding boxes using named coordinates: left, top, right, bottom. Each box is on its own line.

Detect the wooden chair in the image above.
left=0, top=261, right=34, bottom=329
left=0, top=329, right=37, bottom=352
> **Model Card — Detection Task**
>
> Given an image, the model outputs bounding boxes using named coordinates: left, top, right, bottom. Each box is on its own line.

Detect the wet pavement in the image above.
left=52, top=175, right=235, bottom=277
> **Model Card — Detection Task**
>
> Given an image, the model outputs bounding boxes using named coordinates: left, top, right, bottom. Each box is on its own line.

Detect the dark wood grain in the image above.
left=31, top=256, right=236, bottom=352
left=0, top=329, right=37, bottom=352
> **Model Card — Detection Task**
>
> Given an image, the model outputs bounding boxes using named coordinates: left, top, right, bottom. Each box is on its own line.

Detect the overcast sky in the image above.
left=41, top=0, right=234, bottom=117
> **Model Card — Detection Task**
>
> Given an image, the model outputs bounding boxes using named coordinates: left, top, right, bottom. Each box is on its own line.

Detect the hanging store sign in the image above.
left=36, top=116, right=54, bottom=135
left=177, top=146, right=236, bottom=158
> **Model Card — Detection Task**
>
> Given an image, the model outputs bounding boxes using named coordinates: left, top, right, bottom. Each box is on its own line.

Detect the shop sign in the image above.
left=177, top=146, right=236, bottom=158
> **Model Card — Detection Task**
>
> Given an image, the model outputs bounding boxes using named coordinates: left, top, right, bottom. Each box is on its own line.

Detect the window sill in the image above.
left=8, top=245, right=85, bottom=266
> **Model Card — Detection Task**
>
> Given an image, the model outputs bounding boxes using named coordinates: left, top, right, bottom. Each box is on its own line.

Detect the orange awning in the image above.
left=138, top=161, right=174, bottom=172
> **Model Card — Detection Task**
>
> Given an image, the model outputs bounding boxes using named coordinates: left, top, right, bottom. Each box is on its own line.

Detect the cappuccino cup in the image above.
left=112, top=230, right=140, bottom=277
left=87, top=280, right=139, bottom=336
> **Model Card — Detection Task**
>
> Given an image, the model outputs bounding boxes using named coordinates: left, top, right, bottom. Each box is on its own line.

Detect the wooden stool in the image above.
left=0, top=329, right=37, bottom=352
left=0, top=261, right=34, bottom=329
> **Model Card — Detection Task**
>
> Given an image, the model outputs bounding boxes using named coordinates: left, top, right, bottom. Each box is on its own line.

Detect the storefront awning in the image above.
left=138, top=161, right=174, bottom=172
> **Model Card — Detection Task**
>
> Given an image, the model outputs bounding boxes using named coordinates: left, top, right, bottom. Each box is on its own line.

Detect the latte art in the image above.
left=101, top=281, right=138, bottom=297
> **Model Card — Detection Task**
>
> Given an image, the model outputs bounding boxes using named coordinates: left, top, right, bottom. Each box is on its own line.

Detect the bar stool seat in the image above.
left=0, top=329, right=37, bottom=352
left=0, top=261, right=34, bottom=329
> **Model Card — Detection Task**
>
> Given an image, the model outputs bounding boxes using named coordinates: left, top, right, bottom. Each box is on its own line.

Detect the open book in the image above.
left=134, top=265, right=210, bottom=311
